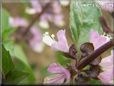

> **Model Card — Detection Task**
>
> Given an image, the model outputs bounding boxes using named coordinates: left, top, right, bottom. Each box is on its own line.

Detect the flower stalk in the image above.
left=22, top=3, right=50, bottom=37
left=13, top=3, right=50, bottom=42
left=77, top=39, right=114, bottom=70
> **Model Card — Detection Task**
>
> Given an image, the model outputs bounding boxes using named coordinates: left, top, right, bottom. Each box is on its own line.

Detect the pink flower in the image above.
left=9, top=17, right=28, bottom=28
left=9, top=17, right=44, bottom=52
left=26, top=0, right=42, bottom=14
left=29, top=27, right=44, bottom=52
left=60, top=0, right=70, bottom=6
left=44, top=63, right=71, bottom=84
left=98, top=50, right=114, bottom=84
left=90, top=30, right=109, bottom=49
left=43, top=29, right=69, bottom=52
left=39, top=13, right=52, bottom=29
left=53, top=14, right=65, bottom=27
left=52, top=0, right=62, bottom=14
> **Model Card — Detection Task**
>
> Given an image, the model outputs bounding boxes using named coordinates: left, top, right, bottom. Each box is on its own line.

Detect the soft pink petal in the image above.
left=40, top=13, right=52, bottom=22
left=30, top=0, right=42, bottom=13
left=53, top=14, right=64, bottom=26
left=29, top=26, right=42, bottom=49
left=90, top=30, right=109, bottom=49
left=48, top=63, right=70, bottom=80
left=52, top=1, right=62, bottom=14
left=98, top=50, right=114, bottom=84
left=51, top=30, right=69, bottom=52
left=44, top=74, right=65, bottom=84
left=99, top=55, right=113, bottom=71
left=9, top=17, right=28, bottom=27
left=98, top=69, right=114, bottom=84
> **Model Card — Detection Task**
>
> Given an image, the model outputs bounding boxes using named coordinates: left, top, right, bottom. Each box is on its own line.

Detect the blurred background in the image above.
left=2, top=0, right=72, bottom=84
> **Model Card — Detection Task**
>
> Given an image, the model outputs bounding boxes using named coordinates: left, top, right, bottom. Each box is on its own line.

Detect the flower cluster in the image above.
left=8, top=0, right=71, bottom=53
left=98, top=50, right=114, bottom=84
left=26, top=0, right=70, bottom=29
left=9, top=17, right=44, bottom=53
left=44, top=63, right=70, bottom=84
left=43, top=29, right=113, bottom=84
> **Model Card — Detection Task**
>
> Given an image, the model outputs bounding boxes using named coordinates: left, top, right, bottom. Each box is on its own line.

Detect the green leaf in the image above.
left=4, top=43, right=29, bottom=67
left=40, top=66, right=49, bottom=77
left=1, top=9, right=15, bottom=41
left=2, top=9, right=11, bottom=31
left=70, top=0, right=103, bottom=48
left=2, top=45, right=14, bottom=75
left=13, top=45, right=29, bottom=66
left=4, top=69, right=29, bottom=84
left=89, top=79, right=101, bottom=84
left=3, top=43, right=35, bottom=84
left=56, top=52, right=71, bottom=67
left=14, top=59, right=35, bottom=84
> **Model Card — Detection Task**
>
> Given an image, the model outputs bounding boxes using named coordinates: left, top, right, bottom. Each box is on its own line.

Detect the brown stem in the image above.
left=22, top=3, right=50, bottom=37
left=12, top=3, right=50, bottom=42
left=77, top=39, right=114, bottom=70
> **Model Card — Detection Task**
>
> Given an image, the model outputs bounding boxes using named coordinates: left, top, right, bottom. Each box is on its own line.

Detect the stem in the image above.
left=22, top=3, right=50, bottom=37
left=77, top=39, right=114, bottom=70
left=12, top=3, right=50, bottom=42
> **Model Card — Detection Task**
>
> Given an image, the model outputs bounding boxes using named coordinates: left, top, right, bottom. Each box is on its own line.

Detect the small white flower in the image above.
left=25, top=7, right=38, bottom=14
left=43, top=32, right=56, bottom=46
left=60, top=0, right=70, bottom=6
left=32, top=42, right=44, bottom=53
left=39, top=20, right=49, bottom=29
left=43, top=30, right=69, bottom=52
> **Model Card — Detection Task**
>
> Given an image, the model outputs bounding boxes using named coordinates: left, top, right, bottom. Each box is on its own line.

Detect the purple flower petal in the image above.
left=44, top=74, right=65, bottom=84
left=53, top=14, right=64, bottom=26
left=9, top=17, right=28, bottom=28
left=29, top=26, right=44, bottom=52
left=98, top=69, right=113, bottom=84
left=52, top=1, right=62, bottom=14
left=51, top=30, right=69, bottom=52
left=98, top=50, right=114, bottom=84
left=90, top=30, right=109, bottom=49
left=29, top=0, right=42, bottom=13
left=48, top=63, right=70, bottom=81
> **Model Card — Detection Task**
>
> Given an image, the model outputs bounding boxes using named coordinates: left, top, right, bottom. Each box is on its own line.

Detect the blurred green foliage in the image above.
left=2, top=45, right=14, bottom=76
left=2, top=8, right=35, bottom=84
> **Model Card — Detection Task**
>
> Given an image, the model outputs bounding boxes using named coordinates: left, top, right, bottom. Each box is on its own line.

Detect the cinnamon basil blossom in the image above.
left=43, top=29, right=69, bottom=52
left=43, top=29, right=113, bottom=84
left=44, top=63, right=71, bottom=84
left=9, top=17, right=44, bottom=52
left=90, top=30, right=110, bottom=50
left=89, top=30, right=111, bottom=65
left=43, top=30, right=77, bottom=59
left=9, top=17, right=28, bottom=28
left=98, top=50, right=114, bottom=84
left=26, top=0, right=65, bottom=28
